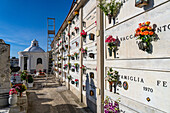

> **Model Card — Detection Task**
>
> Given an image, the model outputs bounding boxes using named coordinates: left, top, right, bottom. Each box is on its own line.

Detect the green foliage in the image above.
left=97, top=0, right=121, bottom=17
left=21, top=70, right=27, bottom=80
left=27, top=75, right=33, bottom=83
left=107, top=68, right=120, bottom=82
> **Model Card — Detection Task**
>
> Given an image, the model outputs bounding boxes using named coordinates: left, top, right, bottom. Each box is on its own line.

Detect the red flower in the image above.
left=75, top=79, right=78, bottom=81
left=80, top=30, right=87, bottom=36
left=105, top=35, right=116, bottom=43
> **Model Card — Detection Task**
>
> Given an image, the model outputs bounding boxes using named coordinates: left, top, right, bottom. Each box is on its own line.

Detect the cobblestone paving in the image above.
left=26, top=75, right=93, bottom=113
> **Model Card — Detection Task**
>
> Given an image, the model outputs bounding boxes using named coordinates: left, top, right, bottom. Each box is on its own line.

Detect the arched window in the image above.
left=37, top=58, right=42, bottom=64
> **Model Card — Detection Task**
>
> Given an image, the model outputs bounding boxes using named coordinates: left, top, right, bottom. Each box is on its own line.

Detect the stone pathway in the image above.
left=26, top=75, right=93, bottom=113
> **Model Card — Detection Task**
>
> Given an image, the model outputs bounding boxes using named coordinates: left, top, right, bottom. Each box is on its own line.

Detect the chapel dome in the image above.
left=24, top=39, right=45, bottom=52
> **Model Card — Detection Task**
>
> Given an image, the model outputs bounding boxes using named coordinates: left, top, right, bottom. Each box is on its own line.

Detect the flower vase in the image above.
left=76, top=82, right=78, bottom=87
left=82, top=36, right=86, bottom=42
left=113, top=18, right=115, bottom=25
left=108, top=48, right=113, bottom=57
left=107, top=15, right=112, bottom=24
left=83, top=69, right=86, bottom=74
left=19, top=92, right=22, bottom=97
left=9, top=94, right=17, bottom=106
left=109, top=81, right=113, bottom=92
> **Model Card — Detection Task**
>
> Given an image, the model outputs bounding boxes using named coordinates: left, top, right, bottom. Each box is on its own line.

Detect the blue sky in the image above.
left=0, top=0, right=73, bottom=58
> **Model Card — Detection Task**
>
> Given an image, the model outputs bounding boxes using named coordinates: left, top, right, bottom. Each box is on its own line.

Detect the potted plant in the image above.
left=105, top=35, right=118, bottom=57
left=74, top=27, right=79, bottom=33
left=14, top=84, right=27, bottom=97
left=74, top=63, right=79, bottom=72
left=80, top=30, right=87, bottom=42
left=8, top=88, right=17, bottom=106
left=80, top=47, right=88, bottom=57
left=80, top=65, right=86, bottom=74
left=74, top=52, right=79, bottom=60
left=106, top=68, right=120, bottom=93
left=89, top=33, right=95, bottom=41
left=75, top=79, right=79, bottom=87
left=64, top=64, right=68, bottom=70
left=97, top=0, right=121, bottom=24
left=135, top=21, right=155, bottom=52
left=21, top=71, right=27, bottom=84
left=27, top=75, right=33, bottom=88
left=103, top=96, right=120, bottom=113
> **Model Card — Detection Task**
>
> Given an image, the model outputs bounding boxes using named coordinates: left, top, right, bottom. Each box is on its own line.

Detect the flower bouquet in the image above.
left=106, top=68, right=120, bottom=92
left=65, top=45, right=68, bottom=49
left=74, top=63, right=79, bottom=72
left=68, top=20, right=71, bottom=25
left=68, top=63, right=72, bottom=69
left=104, top=96, right=120, bottom=113
left=80, top=65, right=86, bottom=74
left=74, top=11, right=79, bottom=19
left=80, top=30, right=87, bottom=41
left=97, top=0, right=121, bottom=24
left=135, top=21, right=155, bottom=52
left=21, top=71, right=27, bottom=81
left=68, top=33, right=70, bottom=37
left=105, top=35, right=118, bottom=57
left=74, top=27, right=79, bottom=33
left=64, top=64, right=68, bottom=70
left=74, top=52, right=79, bottom=60
left=13, top=84, right=27, bottom=97
left=75, top=79, right=79, bottom=87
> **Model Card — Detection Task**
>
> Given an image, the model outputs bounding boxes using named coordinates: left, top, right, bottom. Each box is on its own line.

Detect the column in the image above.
left=79, top=7, right=83, bottom=102
left=67, top=21, right=71, bottom=90
left=96, top=1, right=104, bottom=113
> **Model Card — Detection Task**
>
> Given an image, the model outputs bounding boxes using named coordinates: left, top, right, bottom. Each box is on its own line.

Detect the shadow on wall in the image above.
left=86, top=74, right=97, bottom=113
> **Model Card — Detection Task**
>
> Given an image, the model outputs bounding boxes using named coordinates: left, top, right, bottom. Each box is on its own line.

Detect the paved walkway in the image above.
left=26, top=75, right=93, bottom=113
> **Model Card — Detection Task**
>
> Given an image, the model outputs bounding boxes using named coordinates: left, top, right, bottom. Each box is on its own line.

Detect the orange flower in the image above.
left=148, top=26, right=152, bottom=30
left=149, top=31, right=154, bottom=35
left=140, top=32, right=144, bottom=35
left=140, top=27, right=145, bottom=31
left=145, top=21, right=150, bottom=25
left=74, top=11, right=79, bottom=15
left=136, top=28, right=140, bottom=33
left=144, top=31, right=149, bottom=35
left=145, top=26, right=148, bottom=29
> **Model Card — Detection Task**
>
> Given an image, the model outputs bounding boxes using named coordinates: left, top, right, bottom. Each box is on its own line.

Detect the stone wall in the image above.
left=104, top=1, right=170, bottom=113
left=0, top=39, right=11, bottom=107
